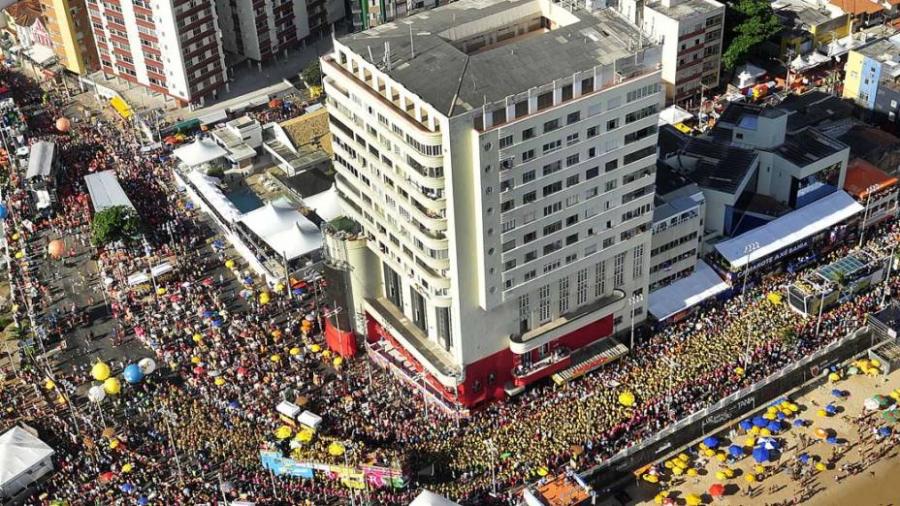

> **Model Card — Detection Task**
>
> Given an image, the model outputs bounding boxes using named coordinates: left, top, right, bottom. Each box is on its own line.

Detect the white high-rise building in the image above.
left=323, top=0, right=663, bottom=407
left=85, top=0, right=228, bottom=107
left=619, top=0, right=724, bottom=106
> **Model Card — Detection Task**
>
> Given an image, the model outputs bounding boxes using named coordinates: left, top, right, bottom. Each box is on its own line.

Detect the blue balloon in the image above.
left=123, top=364, right=144, bottom=384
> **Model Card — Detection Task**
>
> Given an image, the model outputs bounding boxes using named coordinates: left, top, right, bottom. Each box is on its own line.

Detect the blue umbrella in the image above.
left=120, top=483, right=135, bottom=493
left=137, top=497, right=149, bottom=506
left=878, top=427, right=891, bottom=437
left=728, top=444, right=744, bottom=458
left=185, top=202, right=194, bottom=210
left=752, top=446, right=770, bottom=463
left=202, top=310, right=216, bottom=318
left=228, top=400, right=240, bottom=409
left=798, top=453, right=810, bottom=464
left=753, top=416, right=768, bottom=428
left=793, top=419, right=806, bottom=428
left=776, top=411, right=786, bottom=420
left=825, top=404, right=837, bottom=415
left=826, top=435, right=838, bottom=445
left=211, top=319, right=223, bottom=328
left=739, top=419, right=754, bottom=431
left=0, top=204, right=8, bottom=219
left=767, top=421, right=781, bottom=433
left=831, top=389, right=844, bottom=398
left=243, top=276, right=253, bottom=284
left=703, top=436, right=720, bottom=449
left=123, top=364, right=144, bottom=384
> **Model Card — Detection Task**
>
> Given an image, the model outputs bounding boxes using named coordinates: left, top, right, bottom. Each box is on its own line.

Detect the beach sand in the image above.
left=603, top=364, right=900, bottom=506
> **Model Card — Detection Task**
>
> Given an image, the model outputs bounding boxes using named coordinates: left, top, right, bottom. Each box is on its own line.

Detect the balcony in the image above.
left=365, top=297, right=461, bottom=386
left=511, top=348, right=573, bottom=387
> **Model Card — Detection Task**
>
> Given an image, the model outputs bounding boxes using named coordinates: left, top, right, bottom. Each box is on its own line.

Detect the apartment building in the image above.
left=85, top=0, right=228, bottom=106
left=649, top=163, right=704, bottom=291
left=350, top=0, right=407, bottom=31
left=37, top=0, right=97, bottom=74
left=619, top=0, right=724, bottom=105
left=216, top=0, right=344, bottom=62
left=323, top=0, right=663, bottom=406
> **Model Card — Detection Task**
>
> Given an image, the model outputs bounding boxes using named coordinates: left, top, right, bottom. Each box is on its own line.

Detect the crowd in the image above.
left=2, top=65, right=900, bottom=506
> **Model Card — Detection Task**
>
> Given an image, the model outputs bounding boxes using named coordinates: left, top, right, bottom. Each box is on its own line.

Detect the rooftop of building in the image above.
left=775, top=91, right=856, bottom=133
left=4, top=0, right=43, bottom=27
left=776, top=127, right=848, bottom=167
left=837, top=124, right=900, bottom=173
left=716, top=101, right=787, bottom=126
left=679, top=136, right=758, bottom=193
left=829, top=0, right=884, bottom=15
left=655, top=156, right=694, bottom=195
left=855, top=37, right=900, bottom=62
left=339, top=0, right=654, bottom=116
left=844, top=158, right=898, bottom=199
left=773, top=0, right=845, bottom=27
left=280, top=107, right=333, bottom=155
left=644, top=0, right=723, bottom=20
left=657, top=124, right=691, bottom=160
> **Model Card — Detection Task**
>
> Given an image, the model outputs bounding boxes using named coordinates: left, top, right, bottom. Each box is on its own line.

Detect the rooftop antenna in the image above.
left=367, top=45, right=374, bottom=62
left=410, top=25, right=415, bottom=59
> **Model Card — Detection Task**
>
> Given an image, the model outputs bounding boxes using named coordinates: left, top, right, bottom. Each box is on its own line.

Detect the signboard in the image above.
left=259, top=452, right=406, bottom=489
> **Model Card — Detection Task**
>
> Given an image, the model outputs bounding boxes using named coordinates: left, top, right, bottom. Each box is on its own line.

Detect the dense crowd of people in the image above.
left=2, top=65, right=900, bottom=506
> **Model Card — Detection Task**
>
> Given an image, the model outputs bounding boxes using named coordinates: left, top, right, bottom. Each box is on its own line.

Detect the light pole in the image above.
left=881, top=244, right=897, bottom=307
left=485, top=438, right=498, bottom=496
left=159, top=406, right=185, bottom=486
left=859, top=184, right=881, bottom=248
left=741, top=241, right=760, bottom=367
left=629, top=293, right=643, bottom=351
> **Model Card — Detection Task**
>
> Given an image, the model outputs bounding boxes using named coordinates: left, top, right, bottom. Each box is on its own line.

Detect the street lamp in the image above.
left=741, top=241, right=760, bottom=367
left=629, top=293, right=643, bottom=351
left=859, top=184, right=882, bottom=248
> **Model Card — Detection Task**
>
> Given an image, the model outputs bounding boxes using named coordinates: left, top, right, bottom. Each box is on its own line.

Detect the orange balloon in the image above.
left=55, top=117, right=71, bottom=132
left=48, top=240, right=65, bottom=258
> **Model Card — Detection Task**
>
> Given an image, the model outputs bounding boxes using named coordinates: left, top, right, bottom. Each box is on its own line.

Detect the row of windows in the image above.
left=650, top=231, right=699, bottom=257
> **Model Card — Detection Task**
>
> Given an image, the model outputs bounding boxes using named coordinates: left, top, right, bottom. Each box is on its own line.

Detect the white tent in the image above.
left=186, top=170, right=243, bottom=224
left=734, top=63, right=767, bottom=89
left=84, top=170, right=135, bottom=212
left=409, top=490, right=461, bottom=506
left=648, top=261, right=729, bottom=321
left=25, top=141, right=55, bottom=180
left=303, top=185, right=342, bottom=222
left=239, top=198, right=322, bottom=260
left=0, top=427, right=54, bottom=498
left=658, top=105, right=694, bottom=126
left=173, top=138, right=228, bottom=167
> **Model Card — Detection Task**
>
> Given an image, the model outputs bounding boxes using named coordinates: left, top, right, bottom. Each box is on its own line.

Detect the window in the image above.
left=500, top=179, right=513, bottom=192
left=586, top=167, right=599, bottom=179
left=538, top=284, right=551, bottom=323
left=559, top=277, right=570, bottom=313
left=624, top=125, right=658, bottom=145
left=524, top=231, right=537, bottom=243
left=543, top=118, right=560, bottom=133
left=595, top=260, right=606, bottom=297
left=633, top=244, right=644, bottom=278
left=524, top=269, right=537, bottom=281
left=525, top=251, right=537, bottom=262
left=576, top=268, right=589, bottom=305
left=566, top=214, right=579, bottom=226
left=587, top=126, right=599, bottom=138
left=538, top=92, right=553, bottom=110
left=523, top=191, right=537, bottom=204
left=544, top=202, right=562, bottom=216
left=522, top=149, right=536, bottom=162
left=607, top=118, right=619, bottom=131
left=522, top=169, right=536, bottom=183
left=566, top=133, right=580, bottom=146
left=543, top=139, right=562, bottom=154
left=582, top=77, right=594, bottom=93
left=614, top=252, right=626, bottom=286
left=566, top=233, right=578, bottom=245
left=625, top=104, right=659, bottom=124
left=518, top=294, right=530, bottom=332
left=501, top=200, right=515, bottom=212
left=522, top=128, right=535, bottom=140
left=543, top=161, right=562, bottom=176
left=544, top=260, right=561, bottom=273
left=566, top=154, right=580, bottom=167
left=543, top=181, right=562, bottom=197
left=624, top=145, right=655, bottom=164
left=605, top=180, right=618, bottom=192
left=504, top=259, right=517, bottom=271
left=502, top=219, right=516, bottom=233
left=566, top=174, right=580, bottom=187
left=543, top=221, right=562, bottom=235
left=567, top=111, right=581, bottom=124
left=543, top=240, right=562, bottom=255
left=626, top=83, right=660, bottom=102
left=499, top=135, right=513, bottom=148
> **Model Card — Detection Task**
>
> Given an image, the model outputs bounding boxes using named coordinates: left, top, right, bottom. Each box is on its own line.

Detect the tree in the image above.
left=722, top=0, right=783, bottom=70
left=301, top=60, right=322, bottom=87
left=92, top=205, right=140, bottom=246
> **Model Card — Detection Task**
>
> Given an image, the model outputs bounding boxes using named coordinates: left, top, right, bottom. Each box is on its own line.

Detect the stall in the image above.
left=0, top=427, right=55, bottom=499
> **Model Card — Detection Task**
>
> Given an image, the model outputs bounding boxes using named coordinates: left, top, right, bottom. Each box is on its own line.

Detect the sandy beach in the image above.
left=602, top=361, right=900, bottom=506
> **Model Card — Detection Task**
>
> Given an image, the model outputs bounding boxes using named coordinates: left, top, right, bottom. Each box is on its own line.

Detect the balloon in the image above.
left=618, top=390, right=636, bottom=407
left=91, top=361, right=111, bottom=381
left=156, top=287, right=167, bottom=296
left=103, top=377, right=121, bottom=395
left=109, top=438, right=120, bottom=449
left=225, top=259, right=235, bottom=269
left=87, top=385, right=106, bottom=403
left=138, top=357, right=157, bottom=375
left=123, top=364, right=144, bottom=384
left=47, top=239, right=65, bottom=258
left=259, top=292, right=271, bottom=305
left=10, top=232, right=18, bottom=241
left=55, top=117, right=71, bottom=132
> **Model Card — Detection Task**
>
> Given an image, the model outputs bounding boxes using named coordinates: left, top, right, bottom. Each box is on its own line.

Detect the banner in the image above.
left=325, top=318, right=357, bottom=358
left=260, top=452, right=406, bottom=488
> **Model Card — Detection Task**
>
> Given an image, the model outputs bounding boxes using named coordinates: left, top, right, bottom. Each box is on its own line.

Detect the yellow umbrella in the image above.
left=214, top=377, right=226, bottom=386
left=191, top=356, right=202, bottom=364
left=333, top=356, right=343, bottom=367
left=664, top=460, right=674, bottom=469
left=14, top=250, right=24, bottom=259
left=724, top=468, right=734, bottom=478
left=744, top=437, right=756, bottom=447
left=44, top=379, right=56, bottom=391
left=290, top=347, right=301, bottom=356
left=103, top=378, right=121, bottom=395
left=815, top=462, right=826, bottom=472
left=672, top=466, right=683, bottom=476
left=537, top=467, right=549, bottom=477
left=274, top=283, right=285, bottom=293
left=715, top=471, right=726, bottom=480
left=618, top=391, right=636, bottom=407
left=310, top=344, right=322, bottom=353
left=121, top=463, right=134, bottom=473
left=735, top=366, right=745, bottom=376
left=678, top=453, right=690, bottom=463
left=644, top=474, right=660, bottom=484
left=91, top=361, right=111, bottom=381
left=715, top=452, right=727, bottom=462
left=274, top=426, right=292, bottom=439
left=295, top=429, right=314, bottom=442
left=685, top=493, right=702, bottom=506
left=828, top=372, right=840, bottom=382
left=744, top=473, right=757, bottom=483
left=686, top=468, right=698, bottom=477
left=270, top=354, right=281, bottom=362
left=654, top=493, right=665, bottom=504
left=259, top=292, right=271, bottom=305
left=109, top=438, right=120, bottom=449
left=225, top=259, right=236, bottom=269
left=328, top=441, right=346, bottom=456
left=817, top=409, right=828, bottom=417
left=192, top=333, right=203, bottom=343
left=156, top=287, right=167, bottom=295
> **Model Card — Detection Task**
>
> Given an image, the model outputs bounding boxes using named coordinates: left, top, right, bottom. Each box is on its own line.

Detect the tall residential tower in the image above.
left=324, top=0, right=663, bottom=406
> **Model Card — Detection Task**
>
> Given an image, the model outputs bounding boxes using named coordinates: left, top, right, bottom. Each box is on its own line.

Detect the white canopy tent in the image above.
left=0, top=427, right=55, bottom=498
left=173, top=138, right=228, bottom=168
left=790, top=52, right=831, bottom=73
left=658, top=105, right=694, bottom=126
left=734, top=63, right=767, bottom=88
left=409, top=490, right=461, bottom=506
left=715, top=191, right=863, bottom=270
left=84, top=170, right=135, bottom=212
left=25, top=141, right=55, bottom=180
left=303, top=185, right=341, bottom=222
left=186, top=170, right=243, bottom=224
left=648, top=261, right=730, bottom=321
left=238, top=198, right=322, bottom=260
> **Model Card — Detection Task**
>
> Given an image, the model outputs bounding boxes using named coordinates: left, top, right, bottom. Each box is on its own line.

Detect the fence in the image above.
left=580, top=324, right=885, bottom=490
